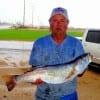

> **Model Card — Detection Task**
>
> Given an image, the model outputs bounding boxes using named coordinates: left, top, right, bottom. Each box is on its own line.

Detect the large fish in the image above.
left=2, top=53, right=92, bottom=91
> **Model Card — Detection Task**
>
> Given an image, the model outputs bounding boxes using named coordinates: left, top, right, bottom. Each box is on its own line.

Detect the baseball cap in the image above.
left=49, top=7, right=69, bottom=21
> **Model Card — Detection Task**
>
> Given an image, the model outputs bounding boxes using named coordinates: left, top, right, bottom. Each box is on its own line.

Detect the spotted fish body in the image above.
left=2, top=53, right=91, bottom=91
left=16, top=64, right=74, bottom=84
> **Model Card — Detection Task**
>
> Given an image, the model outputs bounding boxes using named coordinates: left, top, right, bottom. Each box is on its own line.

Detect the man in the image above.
left=29, top=7, right=85, bottom=100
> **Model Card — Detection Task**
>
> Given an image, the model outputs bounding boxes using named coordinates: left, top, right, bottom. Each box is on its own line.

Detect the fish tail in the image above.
left=2, top=75, right=17, bottom=91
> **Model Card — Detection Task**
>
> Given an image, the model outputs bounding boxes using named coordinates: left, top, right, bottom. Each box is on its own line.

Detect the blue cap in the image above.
left=49, top=7, right=69, bottom=20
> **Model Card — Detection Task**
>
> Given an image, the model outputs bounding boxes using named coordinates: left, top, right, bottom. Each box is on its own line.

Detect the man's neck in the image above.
left=51, top=34, right=67, bottom=44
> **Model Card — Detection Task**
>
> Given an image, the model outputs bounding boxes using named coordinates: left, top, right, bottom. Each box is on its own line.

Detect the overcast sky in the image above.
left=0, top=0, right=100, bottom=28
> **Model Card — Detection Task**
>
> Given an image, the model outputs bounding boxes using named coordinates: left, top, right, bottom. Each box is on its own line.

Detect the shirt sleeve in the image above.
left=74, top=40, right=88, bottom=74
left=74, top=40, right=85, bottom=57
left=29, top=41, right=43, bottom=66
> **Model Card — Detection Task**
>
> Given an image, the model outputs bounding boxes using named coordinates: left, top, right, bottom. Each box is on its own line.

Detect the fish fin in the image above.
left=2, top=75, right=16, bottom=91
left=65, top=68, right=76, bottom=80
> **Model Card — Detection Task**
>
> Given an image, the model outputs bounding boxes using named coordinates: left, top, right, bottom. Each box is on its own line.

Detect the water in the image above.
left=0, top=41, right=33, bottom=50
left=0, top=25, right=11, bottom=29
left=0, top=41, right=34, bottom=67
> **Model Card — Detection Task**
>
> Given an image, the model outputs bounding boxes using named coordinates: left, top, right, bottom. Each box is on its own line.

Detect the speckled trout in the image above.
left=2, top=53, right=92, bottom=91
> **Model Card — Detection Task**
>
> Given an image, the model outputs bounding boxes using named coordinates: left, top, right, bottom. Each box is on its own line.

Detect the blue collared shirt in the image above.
left=29, top=34, right=85, bottom=100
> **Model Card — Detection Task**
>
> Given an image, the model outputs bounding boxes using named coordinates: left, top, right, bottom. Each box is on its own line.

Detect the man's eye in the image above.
left=52, top=19, right=57, bottom=22
left=61, top=20, right=65, bottom=22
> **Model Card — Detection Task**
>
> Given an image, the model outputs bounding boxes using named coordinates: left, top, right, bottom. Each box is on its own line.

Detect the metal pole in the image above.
left=23, top=0, right=25, bottom=26
left=32, top=5, right=34, bottom=28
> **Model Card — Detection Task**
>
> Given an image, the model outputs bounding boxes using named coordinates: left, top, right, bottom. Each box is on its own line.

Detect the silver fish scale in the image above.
left=41, top=65, right=73, bottom=84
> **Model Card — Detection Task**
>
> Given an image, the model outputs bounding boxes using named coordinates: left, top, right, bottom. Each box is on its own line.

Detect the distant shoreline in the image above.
left=0, top=25, right=11, bottom=29
left=0, top=41, right=34, bottom=50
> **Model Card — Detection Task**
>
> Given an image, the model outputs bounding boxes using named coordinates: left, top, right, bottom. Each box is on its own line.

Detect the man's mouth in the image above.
left=56, top=27, right=62, bottom=30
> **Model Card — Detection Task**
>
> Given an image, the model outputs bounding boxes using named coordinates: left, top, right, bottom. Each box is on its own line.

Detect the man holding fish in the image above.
left=2, top=7, right=91, bottom=100
left=29, top=7, right=88, bottom=100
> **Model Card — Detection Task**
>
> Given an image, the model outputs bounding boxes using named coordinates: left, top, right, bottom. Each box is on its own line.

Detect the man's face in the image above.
left=49, top=14, right=69, bottom=35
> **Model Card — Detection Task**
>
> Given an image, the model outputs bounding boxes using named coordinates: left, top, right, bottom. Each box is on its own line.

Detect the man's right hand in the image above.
left=32, top=78, right=43, bottom=85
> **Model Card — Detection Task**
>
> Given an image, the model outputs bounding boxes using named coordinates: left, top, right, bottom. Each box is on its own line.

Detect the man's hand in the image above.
left=32, top=78, right=43, bottom=85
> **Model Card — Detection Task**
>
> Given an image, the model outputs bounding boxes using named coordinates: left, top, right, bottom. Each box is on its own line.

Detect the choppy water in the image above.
left=0, top=48, right=31, bottom=67
left=0, top=41, right=34, bottom=67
